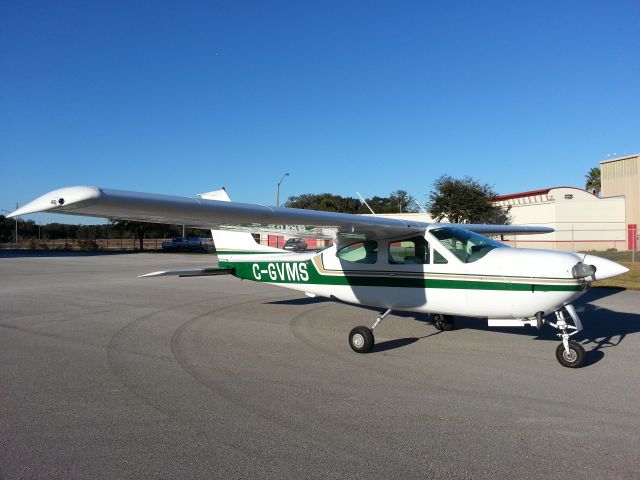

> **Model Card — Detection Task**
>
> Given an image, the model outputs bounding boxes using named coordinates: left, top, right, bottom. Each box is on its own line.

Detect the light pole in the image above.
left=276, top=172, right=290, bottom=208
left=275, top=173, right=290, bottom=249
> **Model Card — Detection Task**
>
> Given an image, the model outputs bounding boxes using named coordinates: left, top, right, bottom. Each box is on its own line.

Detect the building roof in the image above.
left=495, top=186, right=595, bottom=201
left=599, top=153, right=639, bottom=165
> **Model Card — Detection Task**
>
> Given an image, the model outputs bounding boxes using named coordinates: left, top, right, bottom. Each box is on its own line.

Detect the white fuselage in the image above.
left=218, top=227, right=621, bottom=320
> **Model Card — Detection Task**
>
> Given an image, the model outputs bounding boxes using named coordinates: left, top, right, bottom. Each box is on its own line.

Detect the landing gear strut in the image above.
left=432, top=314, right=454, bottom=331
left=547, top=304, right=586, bottom=368
left=349, top=309, right=392, bottom=353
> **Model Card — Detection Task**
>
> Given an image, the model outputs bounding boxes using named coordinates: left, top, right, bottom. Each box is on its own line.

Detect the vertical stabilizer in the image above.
left=199, top=189, right=284, bottom=255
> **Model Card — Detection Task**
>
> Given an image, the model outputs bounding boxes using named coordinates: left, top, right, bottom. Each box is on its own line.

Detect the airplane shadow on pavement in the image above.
left=435, top=287, right=639, bottom=367
left=269, top=287, right=639, bottom=366
left=372, top=331, right=442, bottom=353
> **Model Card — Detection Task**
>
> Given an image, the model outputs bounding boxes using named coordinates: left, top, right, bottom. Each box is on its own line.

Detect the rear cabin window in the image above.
left=336, top=241, right=378, bottom=264
left=388, top=237, right=430, bottom=264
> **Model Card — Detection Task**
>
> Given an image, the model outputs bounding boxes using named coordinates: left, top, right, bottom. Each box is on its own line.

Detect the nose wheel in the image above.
left=348, top=309, right=392, bottom=354
left=555, top=340, right=586, bottom=368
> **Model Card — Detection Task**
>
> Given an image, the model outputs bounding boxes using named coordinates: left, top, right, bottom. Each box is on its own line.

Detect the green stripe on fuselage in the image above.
left=218, top=259, right=585, bottom=292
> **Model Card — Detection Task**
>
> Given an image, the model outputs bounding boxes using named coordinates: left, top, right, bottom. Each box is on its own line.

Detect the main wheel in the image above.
left=432, top=314, right=454, bottom=331
left=555, top=340, right=586, bottom=368
left=349, top=326, right=374, bottom=353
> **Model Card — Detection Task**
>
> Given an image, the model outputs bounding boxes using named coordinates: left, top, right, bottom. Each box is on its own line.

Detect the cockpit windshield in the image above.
left=429, top=227, right=507, bottom=263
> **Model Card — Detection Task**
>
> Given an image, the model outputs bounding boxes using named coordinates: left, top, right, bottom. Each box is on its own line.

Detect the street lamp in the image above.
left=276, top=172, right=290, bottom=207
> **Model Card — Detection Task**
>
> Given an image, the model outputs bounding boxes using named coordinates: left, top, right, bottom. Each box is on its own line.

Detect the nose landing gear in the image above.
left=547, top=304, right=586, bottom=368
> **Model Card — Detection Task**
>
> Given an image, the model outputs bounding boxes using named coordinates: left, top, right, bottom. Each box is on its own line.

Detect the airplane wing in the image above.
left=9, top=185, right=554, bottom=239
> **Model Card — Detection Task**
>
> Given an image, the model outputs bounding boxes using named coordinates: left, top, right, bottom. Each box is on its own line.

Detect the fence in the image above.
left=501, top=226, right=638, bottom=262
left=0, top=238, right=174, bottom=252
left=1, top=228, right=638, bottom=262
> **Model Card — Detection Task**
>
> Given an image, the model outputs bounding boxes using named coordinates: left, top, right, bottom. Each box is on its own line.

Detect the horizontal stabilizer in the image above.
left=461, top=224, right=554, bottom=235
left=139, top=267, right=234, bottom=278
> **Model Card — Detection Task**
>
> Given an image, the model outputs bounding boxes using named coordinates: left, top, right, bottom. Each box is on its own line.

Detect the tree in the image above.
left=356, top=191, right=417, bottom=214
left=362, top=196, right=391, bottom=213
left=389, top=190, right=418, bottom=213
left=427, top=175, right=510, bottom=224
left=585, top=167, right=601, bottom=196
left=285, top=191, right=419, bottom=214
left=284, top=194, right=362, bottom=213
left=108, top=220, right=161, bottom=251
left=0, top=215, right=14, bottom=242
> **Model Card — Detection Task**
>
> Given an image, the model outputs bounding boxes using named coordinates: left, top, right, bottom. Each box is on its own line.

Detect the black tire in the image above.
left=432, top=314, right=454, bottom=331
left=555, top=340, right=586, bottom=368
left=349, top=326, right=374, bottom=353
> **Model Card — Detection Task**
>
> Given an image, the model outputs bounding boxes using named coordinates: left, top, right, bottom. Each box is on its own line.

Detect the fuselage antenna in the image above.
left=414, top=199, right=428, bottom=215
left=357, top=192, right=377, bottom=216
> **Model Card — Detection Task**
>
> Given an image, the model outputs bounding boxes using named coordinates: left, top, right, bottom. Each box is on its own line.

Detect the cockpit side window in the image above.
left=336, top=241, right=378, bottom=264
left=433, top=248, right=448, bottom=264
left=430, top=227, right=506, bottom=263
left=388, top=237, right=430, bottom=264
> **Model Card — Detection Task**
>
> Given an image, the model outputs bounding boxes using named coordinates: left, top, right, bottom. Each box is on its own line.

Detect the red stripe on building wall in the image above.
left=268, top=235, right=285, bottom=248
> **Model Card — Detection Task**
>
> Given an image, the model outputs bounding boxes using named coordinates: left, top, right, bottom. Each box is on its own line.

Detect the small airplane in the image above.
left=10, top=185, right=629, bottom=368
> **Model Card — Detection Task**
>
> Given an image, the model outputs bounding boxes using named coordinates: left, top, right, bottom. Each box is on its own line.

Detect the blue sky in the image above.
left=1, top=1, right=638, bottom=224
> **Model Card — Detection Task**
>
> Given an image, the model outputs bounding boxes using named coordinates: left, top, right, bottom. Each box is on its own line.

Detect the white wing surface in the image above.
left=9, top=185, right=553, bottom=239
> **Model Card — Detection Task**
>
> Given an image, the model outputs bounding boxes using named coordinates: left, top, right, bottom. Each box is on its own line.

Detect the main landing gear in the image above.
left=547, top=304, right=586, bottom=368
left=348, top=305, right=587, bottom=368
left=431, top=314, right=454, bottom=331
left=349, top=309, right=392, bottom=353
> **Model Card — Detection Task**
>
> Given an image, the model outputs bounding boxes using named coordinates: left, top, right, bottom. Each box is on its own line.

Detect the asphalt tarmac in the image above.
left=1, top=252, right=639, bottom=479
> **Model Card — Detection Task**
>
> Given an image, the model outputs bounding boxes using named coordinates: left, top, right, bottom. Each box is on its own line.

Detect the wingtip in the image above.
left=7, top=186, right=102, bottom=217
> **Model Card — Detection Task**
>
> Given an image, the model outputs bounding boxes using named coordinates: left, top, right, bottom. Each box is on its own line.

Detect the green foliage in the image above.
left=284, top=190, right=418, bottom=214
left=0, top=216, right=15, bottom=241
left=427, top=175, right=510, bottom=224
left=284, top=193, right=362, bottom=213
left=585, top=167, right=601, bottom=196
left=386, top=190, right=417, bottom=213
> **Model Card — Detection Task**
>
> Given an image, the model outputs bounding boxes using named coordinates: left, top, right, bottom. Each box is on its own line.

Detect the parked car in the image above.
left=162, top=237, right=214, bottom=252
left=283, top=238, right=307, bottom=252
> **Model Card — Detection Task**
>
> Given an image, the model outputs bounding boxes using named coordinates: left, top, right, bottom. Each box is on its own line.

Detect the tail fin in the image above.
left=198, top=188, right=284, bottom=255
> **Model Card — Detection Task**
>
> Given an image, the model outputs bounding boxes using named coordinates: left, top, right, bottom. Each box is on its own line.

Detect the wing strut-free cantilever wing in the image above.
left=9, top=185, right=554, bottom=238
left=8, top=185, right=428, bottom=239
